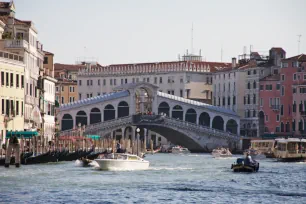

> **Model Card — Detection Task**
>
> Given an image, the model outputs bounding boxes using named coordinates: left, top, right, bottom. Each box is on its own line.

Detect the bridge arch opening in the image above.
left=158, top=102, right=170, bottom=116
left=212, top=116, right=224, bottom=131
left=118, top=101, right=129, bottom=118
left=61, top=114, right=73, bottom=131
left=76, top=111, right=87, bottom=126
left=226, top=119, right=238, bottom=134
left=172, top=105, right=183, bottom=120
left=104, top=104, right=115, bottom=121
left=185, top=108, right=197, bottom=123
left=90, top=108, right=101, bottom=124
left=199, top=112, right=210, bottom=127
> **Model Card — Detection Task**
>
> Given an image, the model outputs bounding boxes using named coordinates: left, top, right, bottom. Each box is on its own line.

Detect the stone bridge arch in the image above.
left=212, top=115, right=224, bottom=131
left=61, top=114, right=73, bottom=131
left=76, top=110, right=87, bottom=126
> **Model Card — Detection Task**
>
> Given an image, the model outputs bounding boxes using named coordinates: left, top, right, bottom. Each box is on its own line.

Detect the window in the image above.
left=121, top=79, right=124, bottom=84
left=186, top=89, right=190, bottom=98
left=247, top=95, right=250, bottom=104
left=253, top=110, right=256, bottom=117
left=247, top=82, right=250, bottom=89
left=281, top=105, right=284, bottom=115
left=21, top=101, right=23, bottom=115
left=87, top=80, right=89, bottom=86
left=61, top=86, right=64, bottom=92
left=276, top=84, right=280, bottom=90
left=56, top=87, right=59, bottom=92
left=265, top=84, right=273, bottom=90
left=114, top=79, right=117, bottom=85
left=98, top=79, right=100, bottom=86
left=228, top=97, right=231, bottom=105
left=125, top=79, right=128, bottom=84
left=180, top=89, right=183, bottom=97
left=159, top=77, right=163, bottom=84
left=253, top=81, right=256, bottom=89
left=16, top=74, right=19, bottom=88
left=69, top=86, right=74, bottom=92
left=110, top=79, right=113, bottom=85
left=253, top=70, right=257, bottom=75
left=223, top=84, right=225, bottom=91
left=260, top=98, right=263, bottom=106
left=154, top=77, right=157, bottom=84
left=143, top=78, right=145, bottom=82
left=281, top=74, right=285, bottom=81
left=79, top=94, right=81, bottom=100
left=282, top=62, right=288, bottom=68
left=6, top=72, right=9, bottom=86
left=90, top=80, right=93, bottom=86
left=87, top=94, right=90, bottom=98
left=304, top=75, right=306, bottom=80
left=61, top=97, right=64, bottom=104
left=97, top=92, right=100, bottom=96
left=1, top=71, right=5, bottom=86
left=265, top=115, right=269, bottom=122
left=222, top=97, right=225, bottom=106
left=43, top=56, right=48, bottom=64
left=292, top=120, right=296, bottom=132
left=293, top=87, right=296, bottom=94
left=69, top=97, right=75, bottom=102
left=68, top=75, right=72, bottom=79
left=277, top=114, right=280, bottom=122
left=293, top=101, right=296, bottom=112
left=90, top=93, right=93, bottom=97
left=186, top=76, right=190, bottom=83
left=260, top=85, right=264, bottom=90
left=30, top=84, right=32, bottom=96
left=253, top=94, right=256, bottom=104
left=281, top=86, right=285, bottom=96
left=132, top=78, right=135, bottom=83
left=136, top=78, right=139, bottom=83
left=180, top=77, right=183, bottom=83
left=103, top=79, right=106, bottom=86
left=233, top=96, right=236, bottom=105
left=147, top=77, right=150, bottom=83
left=1, top=99, right=4, bottom=114
left=21, top=75, right=24, bottom=88
left=294, top=74, right=297, bottom=80
left=247, top=71, right=251, bottom=75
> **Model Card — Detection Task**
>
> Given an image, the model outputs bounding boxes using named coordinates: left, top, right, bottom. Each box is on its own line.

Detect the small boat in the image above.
left=231, top=158, right=259, bottom=172
left=94, top=153, right=149, bottom=171
left=212, top=148, right=232, bottom=158
left=171, top=146, right=190, bottom=154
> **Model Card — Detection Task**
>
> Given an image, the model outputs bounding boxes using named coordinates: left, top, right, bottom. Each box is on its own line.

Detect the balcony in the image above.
left=5, top=39, right=29, bottom=50
left=300, top=111, right=306, bottom=118
left=271, top=105, right=281, bottom=111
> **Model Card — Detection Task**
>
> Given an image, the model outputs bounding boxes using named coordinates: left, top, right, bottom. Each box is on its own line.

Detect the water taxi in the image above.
left=274, top=138, right=306, bottom=162
left=245, top=139, right=277, bottom=159
left=94, top=153, right=149, bottom=170
left=171, top=146, right=190, bottom=154
left=212, top=148, right=232, bottom=158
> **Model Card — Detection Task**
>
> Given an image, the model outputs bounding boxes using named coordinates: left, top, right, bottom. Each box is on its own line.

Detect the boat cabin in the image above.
left=274, top=138, right=306, bottom=159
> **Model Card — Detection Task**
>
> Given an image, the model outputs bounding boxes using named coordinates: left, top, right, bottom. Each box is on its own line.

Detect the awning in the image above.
left=6, top=131, right=39, bottom=139
left=86, top=135, right=100, bottom=140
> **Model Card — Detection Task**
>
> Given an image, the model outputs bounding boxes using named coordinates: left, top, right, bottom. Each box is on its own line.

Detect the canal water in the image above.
left=0, top=154, right=305, bottom=204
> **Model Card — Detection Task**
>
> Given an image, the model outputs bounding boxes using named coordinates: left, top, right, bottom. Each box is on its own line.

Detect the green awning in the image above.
left=6, top=131, right=39, bottom=139
left=86, top=135, right=100, bottom=140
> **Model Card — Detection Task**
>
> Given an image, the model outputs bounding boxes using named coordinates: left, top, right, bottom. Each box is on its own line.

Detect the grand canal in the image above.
left=0, top=154, right=305, bottom=204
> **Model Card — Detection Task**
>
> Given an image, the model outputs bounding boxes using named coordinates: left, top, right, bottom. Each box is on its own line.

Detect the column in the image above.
left=224, top=119, right=227, bottom=132
left=131, top=126, right=136, bottom=142
left=143, top=128, right=147, bottom=150
left=121, top=127, right=125, bottom=140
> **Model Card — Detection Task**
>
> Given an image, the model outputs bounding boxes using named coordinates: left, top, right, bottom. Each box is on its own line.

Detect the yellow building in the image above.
left=0, top=50, right=25, bottom=145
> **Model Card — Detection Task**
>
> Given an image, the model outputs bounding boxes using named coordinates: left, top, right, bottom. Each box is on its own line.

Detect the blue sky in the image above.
left=14, top=0, right=306, bottom=65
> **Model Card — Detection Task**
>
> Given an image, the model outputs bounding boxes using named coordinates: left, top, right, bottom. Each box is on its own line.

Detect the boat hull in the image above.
left=212, top=153, right=232, bottom=158
left=95, top=159, right=149, bottom=171
left=231, top=163, right=259, bottom=172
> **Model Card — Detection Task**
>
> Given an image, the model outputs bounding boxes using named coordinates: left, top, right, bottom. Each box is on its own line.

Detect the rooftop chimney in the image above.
left=232, top=57, right=237, bottom=68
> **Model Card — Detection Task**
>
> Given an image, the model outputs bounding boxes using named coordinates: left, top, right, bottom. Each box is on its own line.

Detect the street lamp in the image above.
left=136, top=128, right=140, bottom=156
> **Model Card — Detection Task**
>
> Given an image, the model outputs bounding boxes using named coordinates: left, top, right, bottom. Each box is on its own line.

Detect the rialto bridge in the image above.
left=57, top=82, right=240, bottom=152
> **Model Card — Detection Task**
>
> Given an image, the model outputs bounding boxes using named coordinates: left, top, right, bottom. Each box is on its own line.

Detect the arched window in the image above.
left=247, top=82, right=250, bottom=89
left=228, top=97, right=231, bottom=105
left=253, top=81, right=256, bottom=89
left=253, top=94, right=256, bottom=104
left=247, top=95, right=250, bottom=104
left=292, top=120, right=296, bottom=132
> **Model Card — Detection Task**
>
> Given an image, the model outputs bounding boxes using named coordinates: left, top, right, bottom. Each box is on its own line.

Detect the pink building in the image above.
left=259, top=74, right=280, bottom=135
left=259, top=54, right=306, bottom=137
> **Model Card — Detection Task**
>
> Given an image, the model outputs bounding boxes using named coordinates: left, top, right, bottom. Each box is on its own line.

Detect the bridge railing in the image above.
left=161, top=116, right=239, bottom=140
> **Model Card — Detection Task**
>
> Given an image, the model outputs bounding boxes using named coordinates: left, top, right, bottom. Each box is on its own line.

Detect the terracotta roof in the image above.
left=260, top=74, right=280, bottom=81
left=270, top=47, right=286, bottom=54
left=43, top=50, right=54, bottom=55
left=283, top=54, right=306, bottom=62
left=0, top=15, right=32, bottom=26
left=0, top=2, right=9, bottom=8
left=54, top=63, right=86, bottom=71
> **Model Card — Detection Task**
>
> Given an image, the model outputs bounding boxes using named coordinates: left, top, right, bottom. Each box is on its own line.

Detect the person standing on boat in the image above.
left=244, top=152, right=255, bottom=166
left=116, top=142, right=122, bottom=153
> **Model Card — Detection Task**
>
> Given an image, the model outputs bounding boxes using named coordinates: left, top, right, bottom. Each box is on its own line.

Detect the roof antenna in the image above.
left=191, top=23, right=194, bottom=55
left=298, top=34, right=302, bottom=55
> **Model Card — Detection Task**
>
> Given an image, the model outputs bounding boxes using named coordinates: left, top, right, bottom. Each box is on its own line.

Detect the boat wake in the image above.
left=149, top=167, right=193, bottom=171
left=74, top=160, right=83, bottom=167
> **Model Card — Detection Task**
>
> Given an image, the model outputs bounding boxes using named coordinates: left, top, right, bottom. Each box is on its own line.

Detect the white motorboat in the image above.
left=171, top=146, right=190, bottom=154
left=212, top=148, right=232, bottom=158
left=94, top=153, right=149, bottom=171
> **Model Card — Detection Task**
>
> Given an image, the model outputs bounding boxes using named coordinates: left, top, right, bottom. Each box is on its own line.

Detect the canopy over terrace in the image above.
left=6, top=131, right=39, bottom=139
